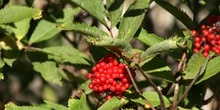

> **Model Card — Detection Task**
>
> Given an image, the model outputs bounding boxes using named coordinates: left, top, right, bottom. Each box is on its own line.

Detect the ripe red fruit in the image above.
left=87, top=54, right=135, bottom=100
left=192, top=14, right=220, bottom=57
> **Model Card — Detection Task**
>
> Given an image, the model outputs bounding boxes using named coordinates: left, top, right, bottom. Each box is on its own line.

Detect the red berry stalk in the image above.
left=192, top=14, right=220, bottom=57
left=87, top=54, right=135, bottom=100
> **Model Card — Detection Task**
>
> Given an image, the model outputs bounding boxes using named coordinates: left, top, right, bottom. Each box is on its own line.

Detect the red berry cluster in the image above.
left=87, top=54, right=135, bottom=100
left=192, top=14, right=220, bottom=57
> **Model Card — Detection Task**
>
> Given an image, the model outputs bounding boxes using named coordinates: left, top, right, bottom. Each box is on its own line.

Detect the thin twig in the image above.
left=172, top=67, right=203, bottom=110
left=136, top=64, right=166, bottom=110
left=177, top=52, right=187, bottom=72
left=169, top=84, right=179, bottom=110
left=125, top=66, right=156, bottom=110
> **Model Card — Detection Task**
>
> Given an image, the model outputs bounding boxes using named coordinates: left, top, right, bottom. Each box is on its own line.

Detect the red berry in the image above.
left=204, top=44, right=210, bottom=51
left=194, top=43, right=201, bottom=48
left=203, top=51, right=209, bottom=57
left=194, top=37, right=201, bottom=43
left=106, top=95, right=112, bottom=100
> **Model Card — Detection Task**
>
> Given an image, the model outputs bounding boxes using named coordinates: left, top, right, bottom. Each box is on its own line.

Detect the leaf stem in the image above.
left=135, top=64, right=166, bottom=110
left=125, top=66, right=156, bottom=110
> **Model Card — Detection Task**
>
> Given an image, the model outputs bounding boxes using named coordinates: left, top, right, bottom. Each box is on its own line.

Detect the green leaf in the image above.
left=57, top=23, right=109, bottom=37
left=153, top=0, right=194, bottom=30
left=70, top=0, right=107, bottom=26
left=5, top=102, right=49, bottom=110
left=196, top=56, right=220, bottom=84
left=43, top=45, right=92, bottom=66
left=106, top=0, right=124, bottom=27
left=141, top=38, right=183, bottom=63
left=141, top=57, right=175, bottom=82
left=29, top=19, right=61, bottom=44
left=68, top=93, right=92, bottom=110
left=98, top=97, right=128, bottom=110
left=13, top=18, right=31, bottom=40
left=131, top=91, right=170, bottom=107
left=118, top=0, right=151, bottom=41
left=2, top=50, right=19, bottom=67
left=183, top=52, right=208, bottom=79
left=0, top=5, right=42, bottom=24
left=135, top=28, right=163, bottom=46
left=42, top=85, right=58, bottom=102
left=79, top=80, right=93, bottom=94
left=0, top=73, right=3, bottom=80
left=44, top=100, right=67, bottom=110
left=87, top=36, right=133, bottom=58
left=0, top=35, right=18, bottom=50
left=0, top=58, right=5, bottom=68
left=29, top=8, right=80, bottom=44
left=33, top=61, right=62, bottom=86
left=61, top=8, right=81, bottom=24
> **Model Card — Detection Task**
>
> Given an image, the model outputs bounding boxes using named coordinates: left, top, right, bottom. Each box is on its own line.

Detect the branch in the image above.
left=171, top=67, right=203, bottom=110
left=125, top=66, right=156, bottom=110
left=135, top=64, right=166, bottom=110
left=177, top=52, right=187, bottom=72
left=169, top=84, right=179, bottom=110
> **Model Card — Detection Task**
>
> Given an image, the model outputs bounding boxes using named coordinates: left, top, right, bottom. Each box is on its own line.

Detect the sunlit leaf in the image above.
left=135, top=28, right=163, bottom=46
left=141, top=38, right=184, bottom=63
left=0, top=5, right=42, bottom=24
left=118, top=0, right=151, bottom=41
left=13, top=18, right=31, bottom=40
left=183, top=52, right=208, bottom=79
left=0, top=73, right=3, bottom=80
left=196, top=56, right=220, bottom=84
left=106, top=0, right=124, bottom=27
left=4, top=102, right=48, bottom=110
left=57, top=23, right=109, bottom=37
left=29, top=19, right=60, bottom=44
left=98, top=97, right=128, bottom=110
left=131, top=91, right=170, bottom=107
left=33, top=61, right=62, bottom=86
left=43, top=45, right=92, bottom=66
left=87, top=36, right=133, bottom=58
left=44, top=100, right=67, bottom=110
left=68, top=93, right=92, bottom=110
left=70, top=0, right=107, bottom=26
left=79, top=80, right=92, bottom=94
